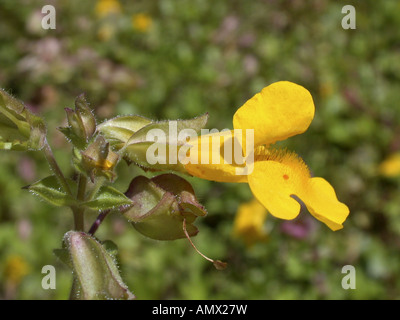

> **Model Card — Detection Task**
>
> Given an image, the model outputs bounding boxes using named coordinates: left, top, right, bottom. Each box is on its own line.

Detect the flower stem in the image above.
left=182, top=219, right=227, bottom=270
left=77, top=174, right=87, bottom=201
left=88, top=209, right=111, bottom=235
left=71, top=174, right=88, bottom=231
left=71, top=207, right=84, bottom=231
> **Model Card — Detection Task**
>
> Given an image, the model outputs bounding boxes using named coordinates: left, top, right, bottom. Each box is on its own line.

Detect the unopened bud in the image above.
left=64, top=231, right=135, bottom=300
left=59, top=94, right=96, bottom=149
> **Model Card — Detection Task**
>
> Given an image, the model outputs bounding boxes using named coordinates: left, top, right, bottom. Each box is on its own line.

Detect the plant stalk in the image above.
left=71, top=174, right=88, bottom=231
left=42, top=139, right=73, bottom=196
left=88, top=209, right=111, bottom=235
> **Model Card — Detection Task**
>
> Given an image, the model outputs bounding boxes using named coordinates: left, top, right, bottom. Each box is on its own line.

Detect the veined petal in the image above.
left=233, top=81, right=315, bottom=147
left=248, top=147, right=349, bottom=230
left=301, top=177, right=349, bottom=231
left=184, top=130, right=248, bottom=183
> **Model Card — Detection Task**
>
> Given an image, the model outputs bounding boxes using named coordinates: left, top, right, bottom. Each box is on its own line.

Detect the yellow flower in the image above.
left=3, top=255, right=30, bottom=284
left=185, top=81, right=349, bottom=231
left=233, top=198, right=268, bottom=247
left=132, top=13, right=152, bottom=32
left=95, top=0, right=121, bottom=18
left=378, top=153, right=400, bottom=177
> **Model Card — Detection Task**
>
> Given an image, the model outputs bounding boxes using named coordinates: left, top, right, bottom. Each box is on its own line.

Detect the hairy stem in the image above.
left=71, top=174, right=88, bottom=231
left=71, top=207, right=84, bottom=231
left=86, top=176, right=105, bottom=202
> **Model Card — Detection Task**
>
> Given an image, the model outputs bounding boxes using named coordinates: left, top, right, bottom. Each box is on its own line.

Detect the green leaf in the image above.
left=25, top=175, right=75, bottom=207
left=83, top=185, right=132, bottom=210
left=64, top=231, right=135, bottom=300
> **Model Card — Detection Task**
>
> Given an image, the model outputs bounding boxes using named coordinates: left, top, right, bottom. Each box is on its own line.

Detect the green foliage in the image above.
left=83, top=185, right=132, bottom=211
left=25, top=175, right=75, bottom=207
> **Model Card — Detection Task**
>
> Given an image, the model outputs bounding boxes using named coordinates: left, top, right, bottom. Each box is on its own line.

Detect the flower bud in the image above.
left=63, top=231, right=135, bottom=300
left=76, top=135, right=119, bottom=182
left=59, top=94, right=96, bottom=149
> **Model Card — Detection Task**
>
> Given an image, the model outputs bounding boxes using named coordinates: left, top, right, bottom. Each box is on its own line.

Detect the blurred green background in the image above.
left=1, top=0, right=400, bottom=300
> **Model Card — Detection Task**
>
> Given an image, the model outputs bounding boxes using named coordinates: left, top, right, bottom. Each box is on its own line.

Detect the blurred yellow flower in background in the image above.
left=3, top=255, right=30, bottom=285
left=132, top=13, right=153, bottom=32
left=95, top=0, right=121, bottom=18
left=233, top=198, right=268, bottom=247
left=378, top=153, right=400, bottom=177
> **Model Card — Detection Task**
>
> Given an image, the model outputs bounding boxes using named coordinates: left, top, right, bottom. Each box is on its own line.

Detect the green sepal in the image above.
left=97, top=115, right=152, bottom=146
left=54, top=239, right=118, bottom=269
left=122, top=113, right=208, bottom=173
left=58, top=94, right=97, bottom=150
left=74, top=136, right=120, bottom=182
left=64, top=231, right=135, bottom=300
left=24, top=175, right=75, bottom=207
left=126, top=113, right=208, bottom=145
left=123, top=141, right=188, bottom=173
left=53, top=248, right=72, bottom=269
left=102, top=240, right=119, bottom=257
left=122, top=174, right=206, bottom=240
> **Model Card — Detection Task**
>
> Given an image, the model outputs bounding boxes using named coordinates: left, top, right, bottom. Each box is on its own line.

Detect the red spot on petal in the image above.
left=283, top=174, right=289, bottom=180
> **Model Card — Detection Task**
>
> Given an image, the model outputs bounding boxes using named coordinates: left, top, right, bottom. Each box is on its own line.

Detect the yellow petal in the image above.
left=301, top=177, right=349, bottom=231
left=184, top=130, right=248, bottom=183
left=248, top=153, right=309, bottom=220
left=233, top=81, right=315, bottom=147
left=233, top=198, right=268, bottom=247
left=248, top=148, right=349, bottom=230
